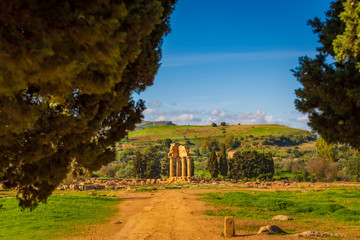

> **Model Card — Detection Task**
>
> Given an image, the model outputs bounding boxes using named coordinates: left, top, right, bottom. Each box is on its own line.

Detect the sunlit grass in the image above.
left=201, top=189, right=360, bottom=225
left=0, top=191, right=121, bottom=240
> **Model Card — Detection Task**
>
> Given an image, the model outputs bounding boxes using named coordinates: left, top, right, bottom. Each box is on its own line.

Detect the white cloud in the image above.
left=143, top=106, right=286, bottom=126
left=156, top=113, right=197, bottom=123
left=297, top=115, right=309, bottom=123
left=147, top=100, right=161, bottom=107
left=210, top=109, right=227, bottom=117
left=143, top=108, right=164, bottom=115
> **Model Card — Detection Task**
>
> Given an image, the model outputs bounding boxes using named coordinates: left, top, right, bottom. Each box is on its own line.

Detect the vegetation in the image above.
left=333, top=0, right=360, bottom=70
left=0, top=0, right=177, bottom=209
left=207, top=151, right=219, bottom=178
left=218, top=144, right=228, bottom=179
left=262, top=134, right=316, bottom=147
left=315, top=136, right=338, bottom=162
left=294, top=0, right=360, bottom=148
left=128, top=124, right=310, bottom=141
left=202, top=188, right=360, bottom=225
left=0, top=191, right=121, bottom=240
left=228, top=150, right=274, bottom=180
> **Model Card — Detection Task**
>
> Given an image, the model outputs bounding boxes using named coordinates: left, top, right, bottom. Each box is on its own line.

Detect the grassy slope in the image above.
left=201, top=187, right=360, bottom=235
left=0, top=191, right=121, bottom=240
left=128, top=124, right=308, bottom=141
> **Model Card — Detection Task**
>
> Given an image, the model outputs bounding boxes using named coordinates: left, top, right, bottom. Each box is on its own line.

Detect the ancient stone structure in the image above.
left=168, top=143, right=192, bottom=180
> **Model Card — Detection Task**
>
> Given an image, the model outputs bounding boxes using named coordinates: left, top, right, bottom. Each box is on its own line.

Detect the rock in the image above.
left=258, top=225, right=286, bottom=234
left=272, top=215, right=293, bottom=221
left=224, top=217, right=235, bottom=237
left=114, top=221, right=122, bottom=224
left=294, top=231, right=349, bottom=238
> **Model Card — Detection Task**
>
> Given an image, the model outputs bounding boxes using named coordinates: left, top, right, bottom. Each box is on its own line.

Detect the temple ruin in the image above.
left=168, top=143, right=192, bottom=181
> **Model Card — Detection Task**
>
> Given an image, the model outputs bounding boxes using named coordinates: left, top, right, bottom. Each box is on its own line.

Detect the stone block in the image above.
left=224, top=216, right=235, bottom=237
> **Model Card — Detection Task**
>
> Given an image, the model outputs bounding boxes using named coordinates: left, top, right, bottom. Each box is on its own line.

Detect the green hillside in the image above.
left=129, top=124, right=311, bottom=142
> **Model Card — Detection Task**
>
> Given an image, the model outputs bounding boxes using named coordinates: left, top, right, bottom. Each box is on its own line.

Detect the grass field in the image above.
left=128, top=124, right=309, bottom=142
left=201, top=187, right=360, bottom=235
left=0, top=191, right=121, bottom=240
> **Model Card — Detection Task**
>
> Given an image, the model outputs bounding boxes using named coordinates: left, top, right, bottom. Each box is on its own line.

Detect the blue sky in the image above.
left=134, top=0, right=332, bottom=130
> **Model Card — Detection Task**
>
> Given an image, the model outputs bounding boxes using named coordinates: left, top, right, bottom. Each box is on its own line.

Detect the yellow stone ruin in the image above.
left=168, top=143, right=192, bottom=181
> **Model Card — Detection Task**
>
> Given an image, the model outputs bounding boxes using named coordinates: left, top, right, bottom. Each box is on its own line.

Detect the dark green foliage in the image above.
left=193, top=147, right=201, bottom=156
left=162, top=138, right=172, bottom=149
left=0, top=0, right=177, bottom=209
left=223, top=135, right=234, bottom=149
left=143, top=147, right=161, bottom=179
left=293, top=0, right=360, bottom=148
left=132, top=151, right=146, bottom=179
left=191, top=157, right=195, bottom=176
left=220, top=122, right=226, bottom=126
left=229, top=150, right=274, bottom=180
left=202, top=136, right=220, bottom=152
left=262, top=134, right=316, bottom=147
left=207, top=151, right=219, bottom=178
left=212, top=123, right=217, bottom=127
left=219, top=144, right=228, bottom=178
left=346, top=156, right=360, bottom=181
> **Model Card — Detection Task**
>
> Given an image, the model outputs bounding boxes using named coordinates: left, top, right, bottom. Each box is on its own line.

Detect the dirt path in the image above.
left=63, top=189, right=306, bottom=240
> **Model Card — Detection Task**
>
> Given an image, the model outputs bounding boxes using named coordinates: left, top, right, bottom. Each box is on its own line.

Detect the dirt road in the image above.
left=64, top=189, right=303, bottom=240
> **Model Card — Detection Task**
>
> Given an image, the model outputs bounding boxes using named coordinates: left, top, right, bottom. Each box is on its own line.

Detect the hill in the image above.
left=135, top=121, right=176, bottom=131
left=129, top=124, right=311, bottom=142
left=124, top=124, right=317, bottom=155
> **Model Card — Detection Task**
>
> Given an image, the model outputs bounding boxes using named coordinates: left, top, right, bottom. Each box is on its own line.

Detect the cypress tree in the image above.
left=207, top=151, right=219, bottom=179
left=219, top=143, right=228, bottom=180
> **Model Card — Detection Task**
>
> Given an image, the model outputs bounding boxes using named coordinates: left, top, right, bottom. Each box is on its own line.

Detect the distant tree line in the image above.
left=262, top=134, right=317, bottom=147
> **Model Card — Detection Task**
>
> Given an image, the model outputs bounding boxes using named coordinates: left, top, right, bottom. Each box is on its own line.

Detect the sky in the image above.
left=133, top=0, right=333, bottom=130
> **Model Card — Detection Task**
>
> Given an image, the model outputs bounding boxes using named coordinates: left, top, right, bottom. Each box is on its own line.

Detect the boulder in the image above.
left=272, top=215, right=293, bottom=221
left=258, top=225, right=286, bottom=234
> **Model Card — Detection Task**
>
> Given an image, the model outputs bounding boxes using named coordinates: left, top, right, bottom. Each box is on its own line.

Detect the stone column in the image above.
left=169, top=157, right=174, bottom=178
left=182, top=157, right=186, bottom=178
left=176, top=157, right=181, bottom=177
left=187, top=157, right=192, bottom=177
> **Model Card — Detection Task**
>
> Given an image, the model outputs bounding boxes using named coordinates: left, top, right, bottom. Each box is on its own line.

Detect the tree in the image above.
left=218, top=144, right=228, bottom=179
left=333, top=0, right=360, bottom=70
left=223, top=135, right=234, bottom=149
left=0, top=0, right=177, bottom=209
left=144, top=147, right=161, bottom=179
left=202, top=136, right=220, bottom=152
left=207, top=151, right=219, bottom=178
left=212, top=123, right=217, bottom=127
left=293, top=0, right=360, bottom=148
left=132, top=151, right=146, bottom=179
left=346, top=156, right=360, bottom=181
left=162, top=138, right=172, bottom=149
left=306, top=157, right=338, bottom=181
left=220, top=122, right=226, bottom=126
left=229, top=150, right=274, bottom=180
left=315, top=136, right=338, bottom=162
